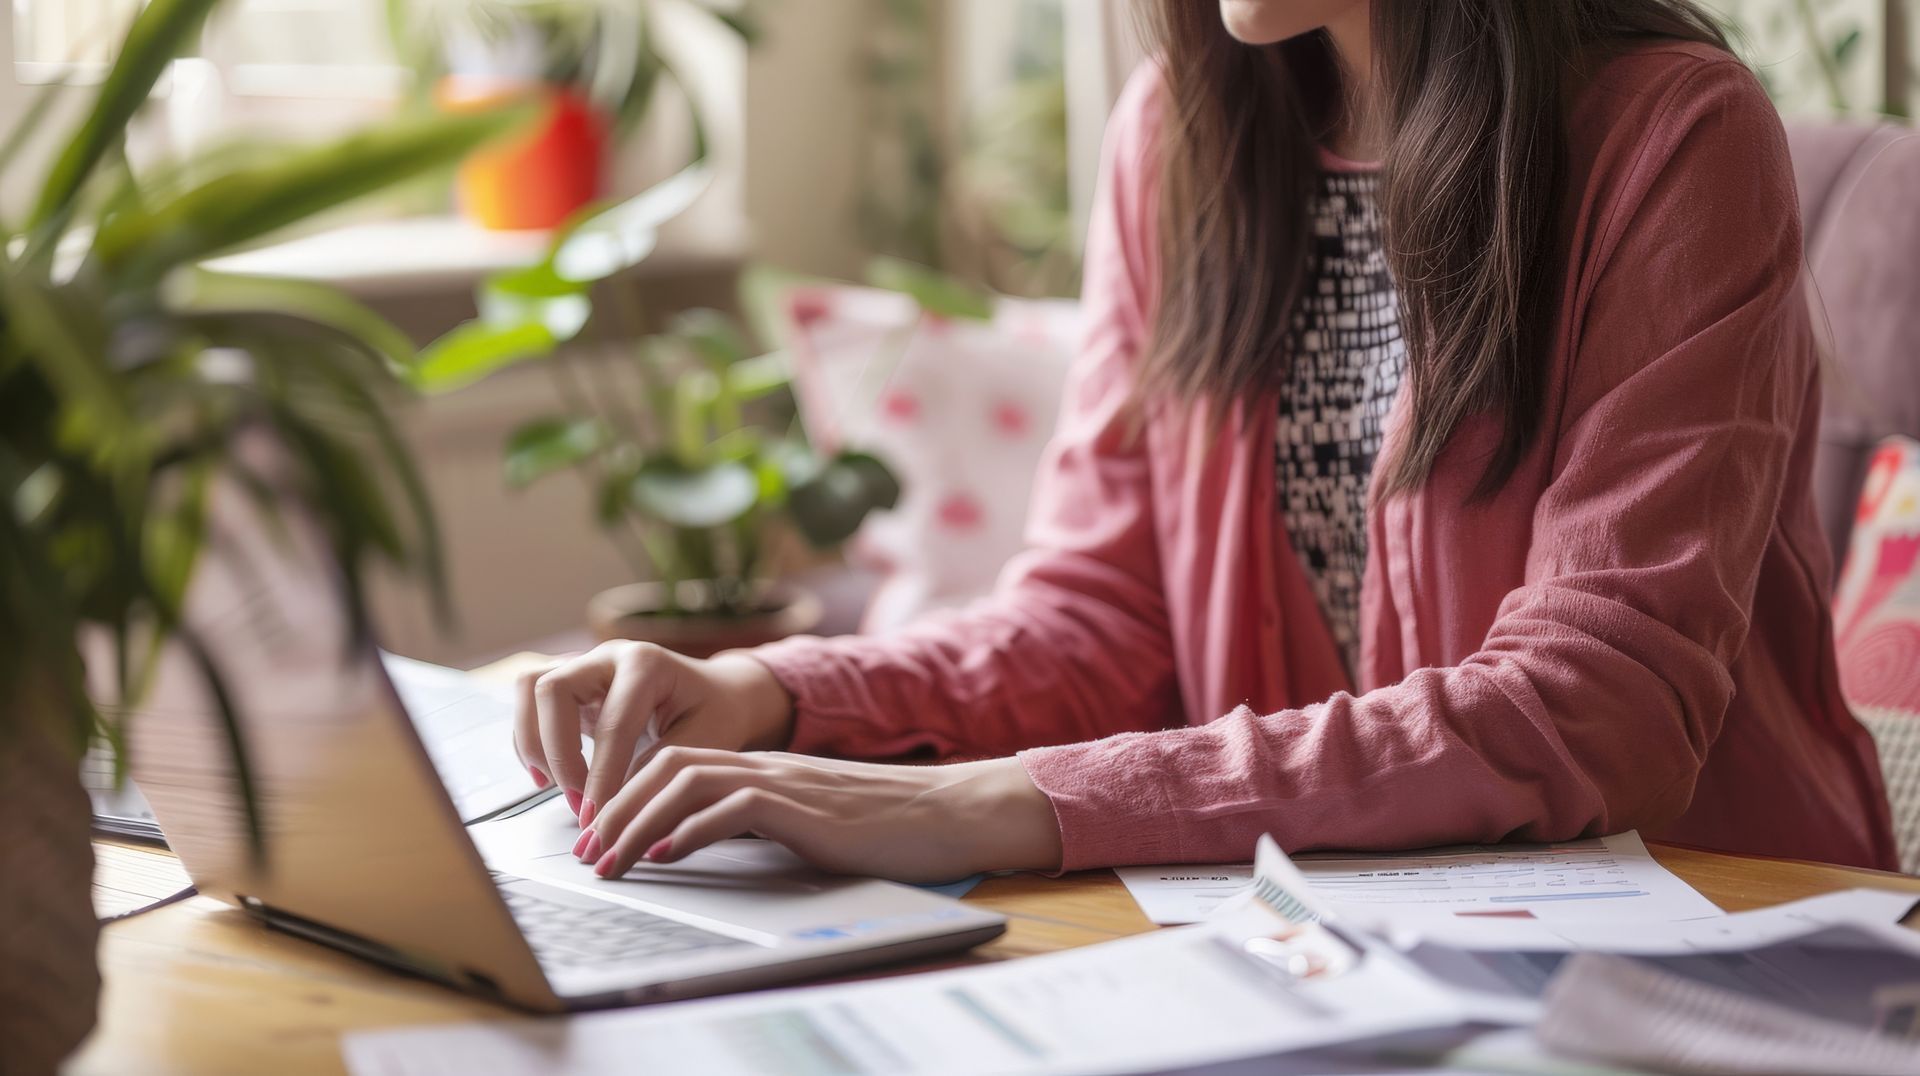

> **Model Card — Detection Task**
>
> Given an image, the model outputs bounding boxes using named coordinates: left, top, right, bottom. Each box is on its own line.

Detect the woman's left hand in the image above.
left=571, top=748, right=1065, bottom=884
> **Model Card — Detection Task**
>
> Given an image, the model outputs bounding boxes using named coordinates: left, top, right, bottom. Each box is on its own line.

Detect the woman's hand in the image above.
left=513, top=641, right=795, bottom=826
left=570, top=750, right=1065, bottom=884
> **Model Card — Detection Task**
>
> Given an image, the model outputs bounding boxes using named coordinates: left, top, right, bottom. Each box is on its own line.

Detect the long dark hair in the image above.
left=1139, top=1, right=1729, bottom=497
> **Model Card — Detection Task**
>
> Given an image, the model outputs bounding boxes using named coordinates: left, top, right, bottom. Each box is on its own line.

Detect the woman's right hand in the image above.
left=512, top=641, right=795, bottom=828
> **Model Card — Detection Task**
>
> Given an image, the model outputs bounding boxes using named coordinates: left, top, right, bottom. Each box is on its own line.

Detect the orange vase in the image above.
left=442, top=81, right=608, bottom=232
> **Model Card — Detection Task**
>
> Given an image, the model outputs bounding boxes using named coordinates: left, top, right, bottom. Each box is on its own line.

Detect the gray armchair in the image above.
left=1786, top=121, right=1920, bottom=560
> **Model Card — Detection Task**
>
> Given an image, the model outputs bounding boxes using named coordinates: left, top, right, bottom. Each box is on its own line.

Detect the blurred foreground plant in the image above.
left=3, top=0, right=527, bottom=858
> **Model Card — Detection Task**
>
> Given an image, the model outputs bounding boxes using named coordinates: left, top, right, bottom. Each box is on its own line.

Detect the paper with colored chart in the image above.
left=1118, top=831, right=1723, bottom=926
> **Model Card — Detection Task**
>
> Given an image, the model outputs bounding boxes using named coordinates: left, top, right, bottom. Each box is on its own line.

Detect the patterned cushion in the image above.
left=778, top=284, right=1079, bottom=632
left=1833, top=436, right=1920, bottom=873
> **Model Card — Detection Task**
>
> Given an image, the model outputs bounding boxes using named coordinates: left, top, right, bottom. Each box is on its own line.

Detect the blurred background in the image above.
left=6, top=0, right=1910, bottom=667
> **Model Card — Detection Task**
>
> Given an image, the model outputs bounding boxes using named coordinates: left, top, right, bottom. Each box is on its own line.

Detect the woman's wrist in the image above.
left=710, top=652, right=796, bottom=751
left=946, top=757, right=1065, bottom=874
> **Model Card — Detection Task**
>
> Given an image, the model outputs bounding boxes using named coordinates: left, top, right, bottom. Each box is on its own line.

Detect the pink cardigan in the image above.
left=755, top=43, right=1898, bottom=873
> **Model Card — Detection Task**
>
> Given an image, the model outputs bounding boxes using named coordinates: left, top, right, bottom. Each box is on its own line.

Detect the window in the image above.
left=14, top=0, right=141, bottom=77
left=13, top=0, right=399, bottom=97
left=5, top=0, right=748, bottom=280
left=204, top=0, right=402, bottom=100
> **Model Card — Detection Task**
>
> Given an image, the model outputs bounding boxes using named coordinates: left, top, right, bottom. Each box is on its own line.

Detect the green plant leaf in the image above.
left=865, top=256, right=994, bottom=320
left=168, top=268, right=417, bottom=375
left=143, top=459, right=211, bottom=615
left=480, top=263, right=594, bottom=342
left=671, top=308, right=752, bottom=367
left=1832, top=27, right=1862, bottom=67
left=549, top=161, right=709, bottom=284
left=96, top=102, right=537, bottom=282
left=629, top=458, right=758, bottom=529
left=753, top=451, right=789, bottom=504
left=595, top=466, right=634, bottom=527
left=671, top=370, right=718, bottom=463
left=504, top=416, right=607, bottom=488
left=0, top=265, right=130, bottom=443
left=411, top=320, right=558, bottom=392
left=601, top=8, right=664, bottom=139
left=705, top=426, right=762, bottom=464
left=761, top=437, right=817, bottom=487
left=176, top=624, right=268, bottom=862
left=383, top=0, right=413, bottom=55
left=295, top=338, right=451, bottom=629
left=30, top=0, right=221, bottom=230
left=726, top=353, right=791, bottom=401
left=0, top=444, right=101, bottom=759
left=786, top=450, right=901, bottom=548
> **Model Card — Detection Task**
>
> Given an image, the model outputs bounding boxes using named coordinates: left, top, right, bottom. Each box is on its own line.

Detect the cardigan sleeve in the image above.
left=1019, top=57, right=1815, bottom=869
left=749, top=66, right=1180, bottom=760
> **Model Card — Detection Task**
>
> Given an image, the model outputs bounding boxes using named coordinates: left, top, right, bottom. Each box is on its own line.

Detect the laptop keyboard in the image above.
left=491, top=872, right=750, bottom=969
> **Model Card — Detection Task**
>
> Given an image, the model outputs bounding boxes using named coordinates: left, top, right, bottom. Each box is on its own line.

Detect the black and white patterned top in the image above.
left=1275, top=167, right=1404, bottom=678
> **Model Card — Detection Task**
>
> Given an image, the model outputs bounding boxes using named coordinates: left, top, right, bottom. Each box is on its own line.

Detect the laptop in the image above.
left=118, top=474, right=1006, bottom=1013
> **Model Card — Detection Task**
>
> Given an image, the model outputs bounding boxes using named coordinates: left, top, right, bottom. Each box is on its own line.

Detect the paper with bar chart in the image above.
left=1295, top=832, right=1724, bottom=924
left=1118, top=831, right=1724, bottom=926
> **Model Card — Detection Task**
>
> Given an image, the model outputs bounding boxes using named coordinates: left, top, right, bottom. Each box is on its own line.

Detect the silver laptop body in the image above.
left=119, top=479, right=1006, bottom=1012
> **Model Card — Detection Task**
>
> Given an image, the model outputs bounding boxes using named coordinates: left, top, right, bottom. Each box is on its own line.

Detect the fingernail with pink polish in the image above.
left=594, top=850, right=620, bottom=878
left=582, top=832, right=603, bottom=863
left=571, top=828, right=593, bottom=859
left=578, top=799, right=597, bottom=828
left=528, top=766, right=550, bottom=790
left=644, top=838, right=672, bottom=863
left=564, top=789, right=582, bottom=818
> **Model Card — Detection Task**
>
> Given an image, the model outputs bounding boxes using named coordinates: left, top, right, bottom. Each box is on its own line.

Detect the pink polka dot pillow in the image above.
left=1835, top=437, right=1920, bottom=712
left=1832, top=436, right=1920, bottom=873
left=779, top=283, right=1080, bottom=632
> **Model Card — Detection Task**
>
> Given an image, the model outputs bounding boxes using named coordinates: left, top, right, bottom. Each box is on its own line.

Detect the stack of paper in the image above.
left=343, top=835, right=1920, bottom=1076
left=1535, top=949, right=1920, bottom=1074
left=1230, top=835, right=1920, bottom=1074
left=84, top=747, right=166, bottom=844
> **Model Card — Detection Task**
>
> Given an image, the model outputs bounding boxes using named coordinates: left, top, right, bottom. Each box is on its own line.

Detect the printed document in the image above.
left=1387, top=889, right=1920, bottom=1028
left=1241, top=835, right=1920, bottom=1071
left=1533, top=946, right=1920, bottom=1075
left=1113, top=865, right=1255, bottom=925
left=1118, top=831, right=1721, bottom=926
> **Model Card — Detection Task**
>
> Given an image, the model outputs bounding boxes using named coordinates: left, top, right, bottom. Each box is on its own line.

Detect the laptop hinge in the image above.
left=238, top=894, right=506, bottom=999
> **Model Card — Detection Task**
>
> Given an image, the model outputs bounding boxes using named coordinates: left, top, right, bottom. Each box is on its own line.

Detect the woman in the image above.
left=517, top=0, right=1898, bottom=881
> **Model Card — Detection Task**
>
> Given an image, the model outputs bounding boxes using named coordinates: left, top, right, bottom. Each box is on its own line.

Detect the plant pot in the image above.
left=0, top=714, right=101, bottom=1075
left=587, top=581, right=825, bottom=659
left=439, top=80, right=608, bottom=231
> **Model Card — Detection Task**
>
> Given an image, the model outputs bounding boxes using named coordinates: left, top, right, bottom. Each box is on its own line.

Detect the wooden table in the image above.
left=66, top=839, right=1920, bottom=1076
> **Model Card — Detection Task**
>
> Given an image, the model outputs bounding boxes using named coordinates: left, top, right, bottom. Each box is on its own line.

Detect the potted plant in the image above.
left=0, top=1, right=526, bottom=1070
left=410, top=188, right=1016, bottom=652
left=492, top=306, right=900, bottom=656
left=389, top=0, right=759, bottom=230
